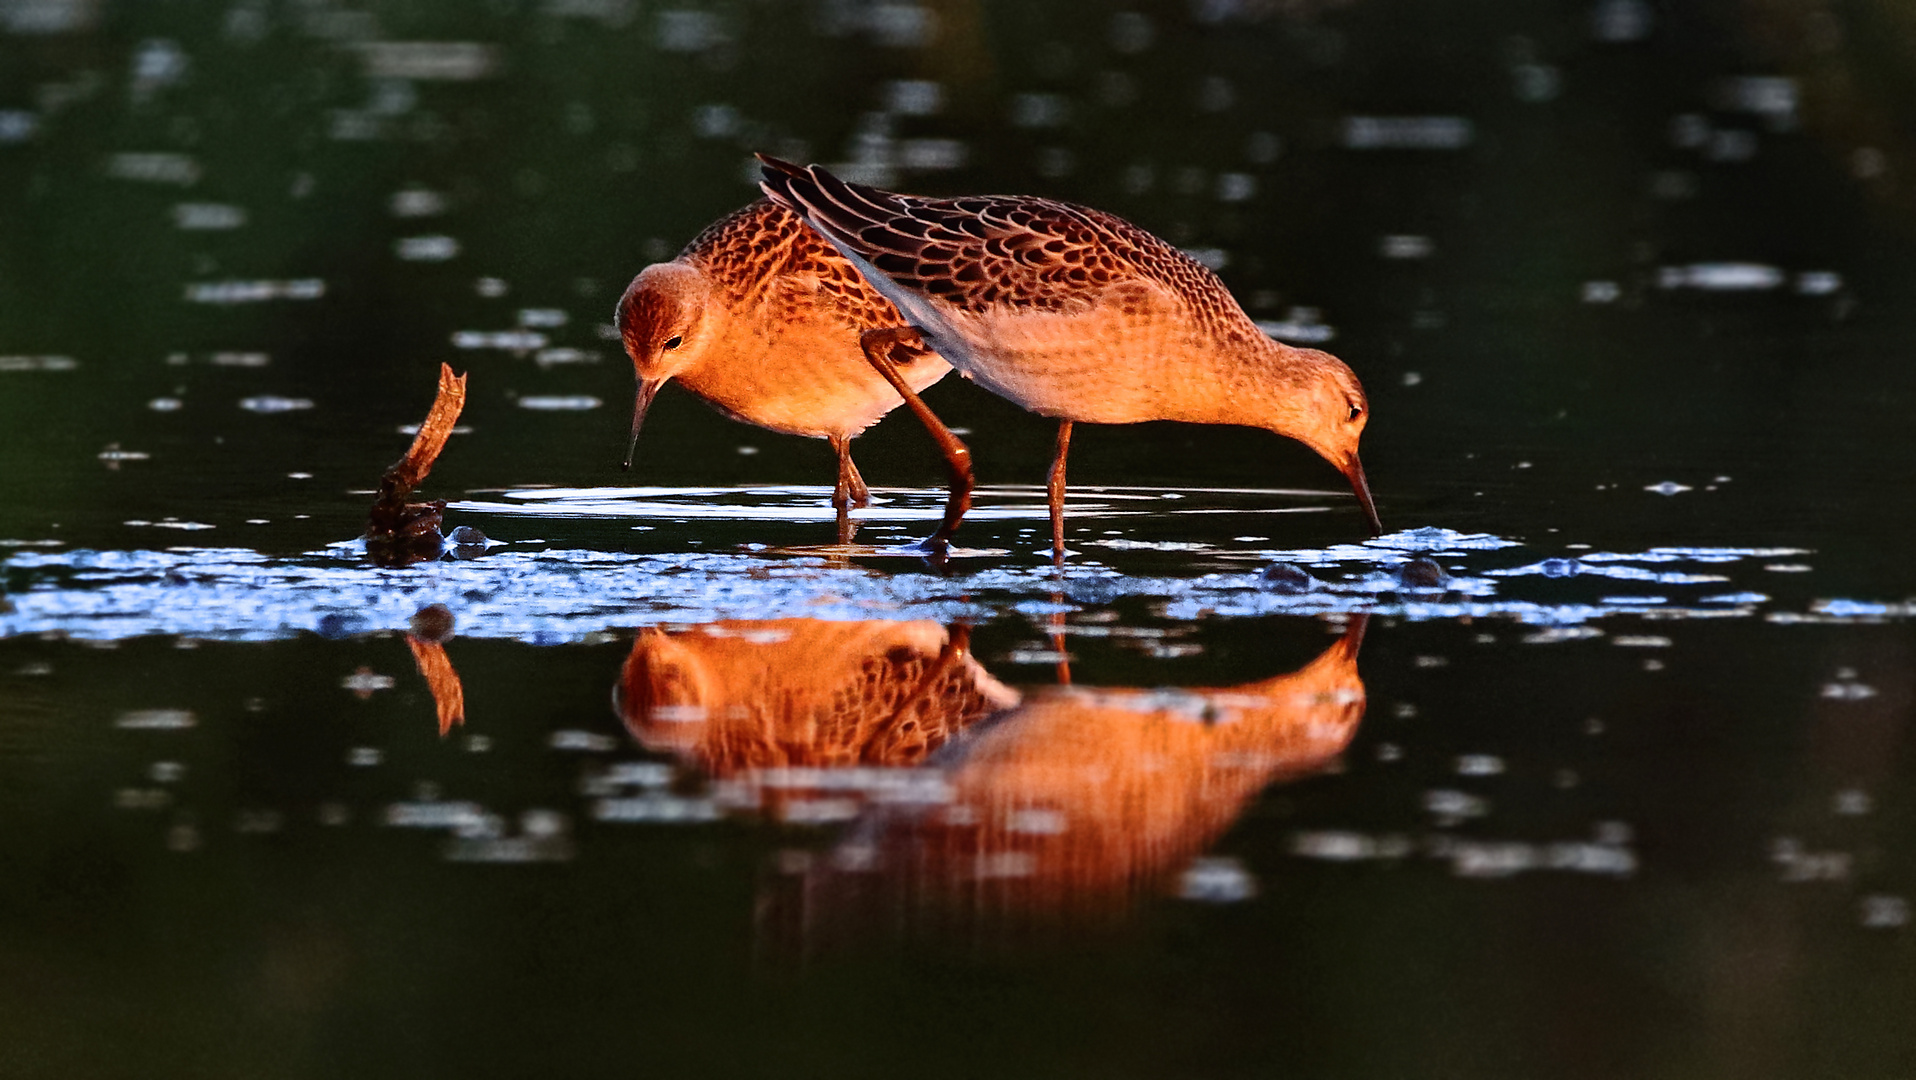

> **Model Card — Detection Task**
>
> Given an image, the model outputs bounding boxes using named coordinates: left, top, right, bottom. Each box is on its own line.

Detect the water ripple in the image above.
left=0, top=527, right=1894, bottom=642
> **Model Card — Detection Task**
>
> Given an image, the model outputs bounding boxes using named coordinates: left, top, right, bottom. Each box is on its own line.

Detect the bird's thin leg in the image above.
left=1047, top=420, right=1073, bottom=563
left=829, top=435, right=873, bottom=511
left=1044, top=420, right=1074, bottom=678
left=829, top=435, right=863, bottom=544
left=846, top=455, right=871, bottom=509
left=859, top=327, right=973, bottom=551
left=830, top=435, right=853, bottom=512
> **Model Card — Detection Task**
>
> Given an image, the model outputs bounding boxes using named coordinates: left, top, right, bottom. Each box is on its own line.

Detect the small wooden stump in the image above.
left=366, top=363, right=467, bottom=567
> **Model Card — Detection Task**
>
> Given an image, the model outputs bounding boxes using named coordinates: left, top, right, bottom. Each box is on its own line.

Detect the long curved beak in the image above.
left=1343, top=454, right=1383, bottom=536
left=620, top=377, right=666, bottom=472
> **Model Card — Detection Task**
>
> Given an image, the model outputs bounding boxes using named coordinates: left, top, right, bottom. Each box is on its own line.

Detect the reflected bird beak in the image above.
left=621, top=378, right=665, bottom=472
left=1343, top=454, right=1383, bottom=536
left=1340, top=611, right=1371, bottom=654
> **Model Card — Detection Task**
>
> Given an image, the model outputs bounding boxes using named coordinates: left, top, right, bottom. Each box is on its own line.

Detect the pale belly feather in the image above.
left=942, top=300, right=1213, bottom=425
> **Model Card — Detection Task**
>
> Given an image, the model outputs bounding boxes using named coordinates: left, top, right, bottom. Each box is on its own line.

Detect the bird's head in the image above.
left=1268, top=348, right=1382, bottom=535
left=615, top=261, right=718, bottom=469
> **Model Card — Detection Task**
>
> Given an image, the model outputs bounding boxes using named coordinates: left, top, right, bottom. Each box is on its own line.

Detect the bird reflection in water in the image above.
left=615, top=614, right=1367, bottom=943
left=617, top=619, right=1019, bottom=778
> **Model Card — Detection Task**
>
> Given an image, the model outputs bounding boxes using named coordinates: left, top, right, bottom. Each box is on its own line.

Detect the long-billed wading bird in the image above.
left=615, top=199, right=950, bottom=540
left=757, top=154, right=1382, bottom=558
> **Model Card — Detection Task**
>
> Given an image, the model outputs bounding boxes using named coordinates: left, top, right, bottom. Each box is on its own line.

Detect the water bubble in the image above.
left=1108, top=11, right=1153, bottom=53
left=1859, top=896, right=1909, bottom=929
left=1455, top=754, right=1504, bottom=777
left=517, top=395, right=601, bottom=411
left=0, top=110, right=38, bottom=144
left=390, top=188, right=447, bottom=217
left=239, top=396, right=314, bottom=413
left=116, top=709, right=196, bottom=730
left=1833, top=790, right=1872, bottom=816
left=1178, top=856, right=1258, bottom=903
left=1591, top=0, right=1654, bottom=41
left=883, top=79, right=942, bottom=115
left=1009, top=93, right=1069, bottom=129
left=340, top=667, right=395, bottom=694
left=172, top=203, right=246, bottom=230
left=166, top=822, right=201, bottom=852
left=1341, top=116, right=1474, bottom=151
left=1245, top=131, right=1282, bottom=164
left=358, top=42, right=498, bottom=80
left=1820, top=680, right=1877, bottom=701
left=395, top=235, right=460, bottom=261
left=1380, top=235, right=1434, bottom=259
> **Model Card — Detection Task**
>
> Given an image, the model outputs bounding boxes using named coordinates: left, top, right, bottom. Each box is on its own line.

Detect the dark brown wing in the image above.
left=759, top=155, right=1193, bottom=316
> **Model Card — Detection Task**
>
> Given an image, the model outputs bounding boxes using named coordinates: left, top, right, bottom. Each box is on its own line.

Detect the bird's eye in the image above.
left=662, top=335, right=683, bottom=351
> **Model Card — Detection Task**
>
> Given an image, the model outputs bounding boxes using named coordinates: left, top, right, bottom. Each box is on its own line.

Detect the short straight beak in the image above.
left=620, top=378, right=665, bottom=471
left=1343, top=454, right=1383, bottom=536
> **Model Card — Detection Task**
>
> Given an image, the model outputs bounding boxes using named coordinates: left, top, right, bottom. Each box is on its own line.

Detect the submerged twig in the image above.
left=367, top=363, right=467, bottom=566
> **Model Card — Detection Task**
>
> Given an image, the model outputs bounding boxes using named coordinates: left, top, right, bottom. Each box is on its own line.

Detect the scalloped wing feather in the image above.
left=757, top=158, right=1251, bottom=343
left=681, top=198, right=904, bottom=333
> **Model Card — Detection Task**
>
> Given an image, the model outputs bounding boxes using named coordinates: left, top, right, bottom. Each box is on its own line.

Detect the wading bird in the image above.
left=757, top=155, right=1382, bottom=557
left=615, top=199, right=949, bottom=538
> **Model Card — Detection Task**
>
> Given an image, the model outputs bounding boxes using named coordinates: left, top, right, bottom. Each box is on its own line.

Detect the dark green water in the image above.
left=4, top=2, right=1915, bottom=1077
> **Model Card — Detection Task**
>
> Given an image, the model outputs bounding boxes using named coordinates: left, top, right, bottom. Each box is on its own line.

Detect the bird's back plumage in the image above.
left=679, top=197, right=906, bottom=337
left=756, top=156, right=1262, bottom=346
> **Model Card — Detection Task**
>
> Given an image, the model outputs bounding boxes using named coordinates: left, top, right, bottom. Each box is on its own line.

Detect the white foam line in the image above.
left=490, top=483, right=1344, bottom=502
left=448, top=499, right=1148, bottom=523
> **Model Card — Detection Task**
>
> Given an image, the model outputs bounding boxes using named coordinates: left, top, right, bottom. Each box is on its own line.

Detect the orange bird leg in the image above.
left=1047, top=419, right=1073, bottom=563
left=829, top=434, right=872, bottom=511
left=859, top=327, right=973, bottom=551
left=829, top=434, right=864, bottom=544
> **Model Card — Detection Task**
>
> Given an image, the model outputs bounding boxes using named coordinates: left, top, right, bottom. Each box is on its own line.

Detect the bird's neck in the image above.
left=1184, top=334, right=1322, bottom=434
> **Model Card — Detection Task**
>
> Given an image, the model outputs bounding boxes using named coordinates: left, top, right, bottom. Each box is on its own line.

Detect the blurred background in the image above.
left=4, top=3, right=1916, bottom=1079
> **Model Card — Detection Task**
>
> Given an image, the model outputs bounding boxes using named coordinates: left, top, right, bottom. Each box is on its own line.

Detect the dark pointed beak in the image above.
left=1343, top=454, right=1383, bottom=536
left=620, top=377, right=665, bottom=472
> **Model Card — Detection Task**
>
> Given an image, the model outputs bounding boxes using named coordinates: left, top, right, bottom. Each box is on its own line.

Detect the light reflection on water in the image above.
left=450, top=482, right=1346, bottom=523
left=0, top=522, right=1883, bottom=643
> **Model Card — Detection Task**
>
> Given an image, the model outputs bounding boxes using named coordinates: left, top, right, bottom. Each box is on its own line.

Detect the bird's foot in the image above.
left=894, top=533, right=953, bottom=570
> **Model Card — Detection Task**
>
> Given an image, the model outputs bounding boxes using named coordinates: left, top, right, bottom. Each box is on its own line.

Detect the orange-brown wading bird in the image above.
left=757, top=155, right=1383, bottom=558
left=615, top=200, right=949, bottom=538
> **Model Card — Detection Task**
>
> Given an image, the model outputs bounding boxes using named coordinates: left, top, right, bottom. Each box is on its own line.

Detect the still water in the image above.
left=3, top=1, right=1915, bottom=1077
